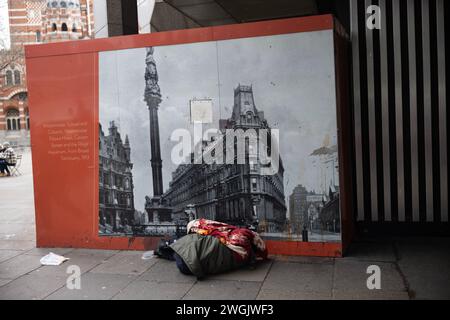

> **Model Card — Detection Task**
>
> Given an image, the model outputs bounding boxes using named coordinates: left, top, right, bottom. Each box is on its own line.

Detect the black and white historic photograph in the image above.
left=98, top=30, right=341, bottom=242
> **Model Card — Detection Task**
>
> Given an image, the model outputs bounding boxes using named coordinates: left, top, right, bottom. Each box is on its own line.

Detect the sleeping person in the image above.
left=155, top=218, right=268, bottom=279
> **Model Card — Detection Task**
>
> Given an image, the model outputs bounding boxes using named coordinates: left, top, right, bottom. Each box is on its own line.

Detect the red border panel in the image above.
left=266, top=241, right=342, bottom=257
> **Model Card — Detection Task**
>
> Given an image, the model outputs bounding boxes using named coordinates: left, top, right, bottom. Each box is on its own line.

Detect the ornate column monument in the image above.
left=144, top=47, right=172, bottom=223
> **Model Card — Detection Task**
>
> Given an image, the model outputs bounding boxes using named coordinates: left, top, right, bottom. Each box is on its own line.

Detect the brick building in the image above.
left=0, top=0, right=94, bottom=146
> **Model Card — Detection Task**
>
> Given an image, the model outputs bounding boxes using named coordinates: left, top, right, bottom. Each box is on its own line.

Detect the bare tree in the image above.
left=0, top=46, right=24, bottom=73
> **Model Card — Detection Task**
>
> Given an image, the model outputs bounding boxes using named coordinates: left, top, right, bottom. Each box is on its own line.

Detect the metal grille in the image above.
left=350, top=0, right=449, bottom=225
left=26, top=0, right=46, bottom=25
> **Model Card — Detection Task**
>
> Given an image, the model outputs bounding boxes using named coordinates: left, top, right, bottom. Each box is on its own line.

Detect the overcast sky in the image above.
left=0, top=0, right=10, bottom=48
left=99, top=30, right=338, bottom=213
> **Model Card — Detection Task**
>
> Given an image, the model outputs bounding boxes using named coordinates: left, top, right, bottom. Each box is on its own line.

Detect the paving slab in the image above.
left=396, top=239, right=450, bottom=300
left=183, top=280, right=261, bottom=300
left=90, top=251, right=158, bottom=276
left=333, top=259, right=407, bottom=296
left=0, top=253, right=42, bottom=279
left=24, top=247, right=74, bottom=256
left=139, top=259, right=197, bottom=284
left=0, top=224, right=35, bottom=236
left=0, top=231, right=35, bottom=241
left=0, top=279, right=11, bottom=287
left=345, top=242, right=397, bottom=262
left=46, top=273, right=136, bottom=300
left=0, top=216, right=34, bottom=224
left=0, top=250, right=23, bottom=263
left=69, top=249, right=119, bottom=258
left=257, top=288, right=331, bottom=300
left=261, top=261, right=333, bottom=294
left=0, top=240, right=36, bottom=251
left=28, top=252, right=107, bottom=278
left=270, top=255, right=334, bottom=265
left=0, top=275, right=66, bottom=300
left=113, top=280, right=194, bottom=300
left=208, top=260, right=273, bottom=282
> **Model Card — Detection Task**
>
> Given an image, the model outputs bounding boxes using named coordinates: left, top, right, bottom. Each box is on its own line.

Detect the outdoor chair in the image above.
left=8, top=154, right=22, bottom=176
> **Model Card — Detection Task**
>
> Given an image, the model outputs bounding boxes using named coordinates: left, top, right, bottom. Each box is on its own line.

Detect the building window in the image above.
left=246, top=112, right=253, bottom=123
left=115, top=175, right=122, bottom=188
left=72, top=24, right=77, bottom=32
left=36, top=31, right=41, bottom=42
left=6, top=109, right=20, bottom=131
left=61, top=23, right=68, bottom=32
left=25, top=109, right=30, bottom=130
left=103, top=173, right=109, bottom=186
left=5, top=70, right=13, bottom=86
left=251, top=178, right=257, bottom=192
left=52, top=23, right=57, bottom=31
left=14, top=70, right=20, bottom=85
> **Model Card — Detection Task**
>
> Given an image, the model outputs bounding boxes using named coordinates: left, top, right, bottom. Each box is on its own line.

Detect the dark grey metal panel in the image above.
left=422, top=0, right=434, bottom=221
left=436, top=0, right=448, bottom=222
left=393, top=0, right=405, bottom=221
left=350, top=0, right=365, bottom=222
left=349, top=0, right=448, bottom=227
left=379, top=0, right=391, bottom=221
left=408, top=0, right=420, bottom=222
left=365, top=0, right=379, bottom=221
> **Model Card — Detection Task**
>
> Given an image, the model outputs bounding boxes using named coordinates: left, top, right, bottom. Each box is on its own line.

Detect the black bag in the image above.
left=154, top=238, right=176, bottom=260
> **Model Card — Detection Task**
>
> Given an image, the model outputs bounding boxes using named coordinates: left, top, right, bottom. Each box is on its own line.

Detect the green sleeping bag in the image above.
left=170, top=233, right=245, bottom=278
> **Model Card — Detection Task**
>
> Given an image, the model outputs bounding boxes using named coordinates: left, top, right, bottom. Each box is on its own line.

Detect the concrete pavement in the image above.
left=0, top=149, right=449, bottom=300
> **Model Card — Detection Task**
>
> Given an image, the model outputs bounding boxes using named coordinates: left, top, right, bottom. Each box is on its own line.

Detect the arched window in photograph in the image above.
left=6, top=109, right=20, bottom=131
left=72, top=23, right=77, bottom=32
left=246, top=112, right=253, bottom=123
left=61, top=23, right=68, bottom=31
left=14, top=70, right=20, bottom=85
left=52, top=23, right=57, bottom=31
left=5, top=70, right=13, bottom=86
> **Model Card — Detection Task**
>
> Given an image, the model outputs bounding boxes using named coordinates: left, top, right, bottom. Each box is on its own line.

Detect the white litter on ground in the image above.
left=141, top=250, right=154, bottom=260
left=40, top=252, right=69, bottom=266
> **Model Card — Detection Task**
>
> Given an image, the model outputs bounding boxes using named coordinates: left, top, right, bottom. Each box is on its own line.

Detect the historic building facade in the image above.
left=319, top=186, right=340, bottom=233
left=99, top=122, right=135, bottom=234
left=0, top=0, right=94, bottom=146
left=289, top=184, right=310, bottom=233
left=310, top=143, right=339, bottom=195
left=289, top=184, right=325, bottom=233
left=164, top=85, right=287, bottom=233
left=309, top=144, right=340, bottom=233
